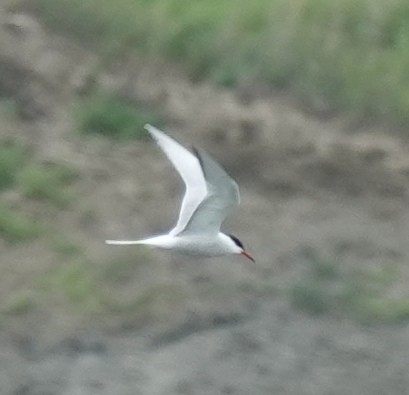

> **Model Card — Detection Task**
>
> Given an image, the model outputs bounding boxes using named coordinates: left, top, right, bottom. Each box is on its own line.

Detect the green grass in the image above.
left=39, top=251, right=184, bottom=326
left=14, top=0, right=409, bottom=126
left=75, top=91, right=161, bottom=140
left=0, top=204, right=41, bottom=243
left=2, top=291, right=37, bottom=315
left=355, top=295, right=409, bottom=324
left=0, top=139, right=26, bottom=190
left=289, top=254, right=409, bottom=324
left=50, top=237, right=84, bottom=258
left=18, top=163, right=77, bottom=207
left=41, top=258, right=100, bottom=311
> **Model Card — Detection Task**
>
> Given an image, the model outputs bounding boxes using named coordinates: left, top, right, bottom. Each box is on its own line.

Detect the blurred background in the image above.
left=1, top=0, right=409, bottom=394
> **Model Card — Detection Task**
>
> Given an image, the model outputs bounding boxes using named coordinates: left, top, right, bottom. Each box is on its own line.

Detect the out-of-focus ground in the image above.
left=1, top=7, right=409, bottom=395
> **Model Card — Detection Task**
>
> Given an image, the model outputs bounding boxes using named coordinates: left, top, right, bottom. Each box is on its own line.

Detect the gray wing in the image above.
left=179, top=147, right=240, bottom=235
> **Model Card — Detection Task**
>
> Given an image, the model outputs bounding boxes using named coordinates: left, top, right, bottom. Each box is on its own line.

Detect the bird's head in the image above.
left=227, top=234, right=255, bottom=263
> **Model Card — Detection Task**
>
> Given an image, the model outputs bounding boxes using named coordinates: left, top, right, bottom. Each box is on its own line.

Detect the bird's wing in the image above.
left=179, top=147, right=240, bottom=236
left=144, top=124, right=207, bottom=236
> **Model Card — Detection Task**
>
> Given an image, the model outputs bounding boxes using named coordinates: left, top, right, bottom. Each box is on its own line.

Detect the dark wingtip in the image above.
left=192, top=146, right=205, bottom=169
left=192, top=145, right=201, bottom=158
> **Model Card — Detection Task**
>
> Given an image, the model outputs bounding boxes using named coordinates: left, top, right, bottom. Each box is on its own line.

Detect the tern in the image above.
left=106, top=124, right=254, bottom=262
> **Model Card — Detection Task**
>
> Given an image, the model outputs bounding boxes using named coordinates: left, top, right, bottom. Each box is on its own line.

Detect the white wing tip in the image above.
left=144, top=123, right=162, bottom=139
left=144, top=123, right=156, bottom=132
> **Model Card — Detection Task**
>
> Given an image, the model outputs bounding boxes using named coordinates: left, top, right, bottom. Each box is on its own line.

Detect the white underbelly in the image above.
left=166, top=236, right=229, bottom=257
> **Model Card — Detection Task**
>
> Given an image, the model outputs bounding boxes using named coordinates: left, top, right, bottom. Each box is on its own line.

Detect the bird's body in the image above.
left=106, top=124, right=254, bottom=262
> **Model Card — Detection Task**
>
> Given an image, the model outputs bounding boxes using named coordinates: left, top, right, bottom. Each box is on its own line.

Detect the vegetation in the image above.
left=2, top=291, right=37, bottom=315
left=3, top=0, right=409, bottom=330
left=18, top=163, right=77, bottom=207
left=36, top=246, right=184, bottom=325
left=75, top=91, right=161, bottom=140
left=0, top=139, right=26, bottom=189
left=48, top=260, right=96, bottom=303
left=289, top=254, right=409, bottom=324
left=50, top=237, right=85, bottom=258
left=0, top=137, right=77, bottom=244
left=16, top=0, right=409, bottom=125
left=0, top=204, right=41, bottom=242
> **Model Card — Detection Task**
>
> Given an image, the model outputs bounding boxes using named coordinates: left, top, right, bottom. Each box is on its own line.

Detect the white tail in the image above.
left=105, top=240, right=143, bottom=245
left=106, top=235, right=175, bottom=249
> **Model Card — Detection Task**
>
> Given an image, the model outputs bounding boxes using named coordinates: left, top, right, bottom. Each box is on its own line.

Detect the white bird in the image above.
left=106, top=124, right=254, bottom=262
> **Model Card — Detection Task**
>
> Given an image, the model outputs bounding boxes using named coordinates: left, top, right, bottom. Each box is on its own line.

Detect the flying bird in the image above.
left=106, top=124, right=254, bottom=262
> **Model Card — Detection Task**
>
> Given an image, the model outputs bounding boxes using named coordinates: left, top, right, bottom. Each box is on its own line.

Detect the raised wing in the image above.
left=144, top=124, right=207, bottom=235
left=180, top=147, right=240, bottom=235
